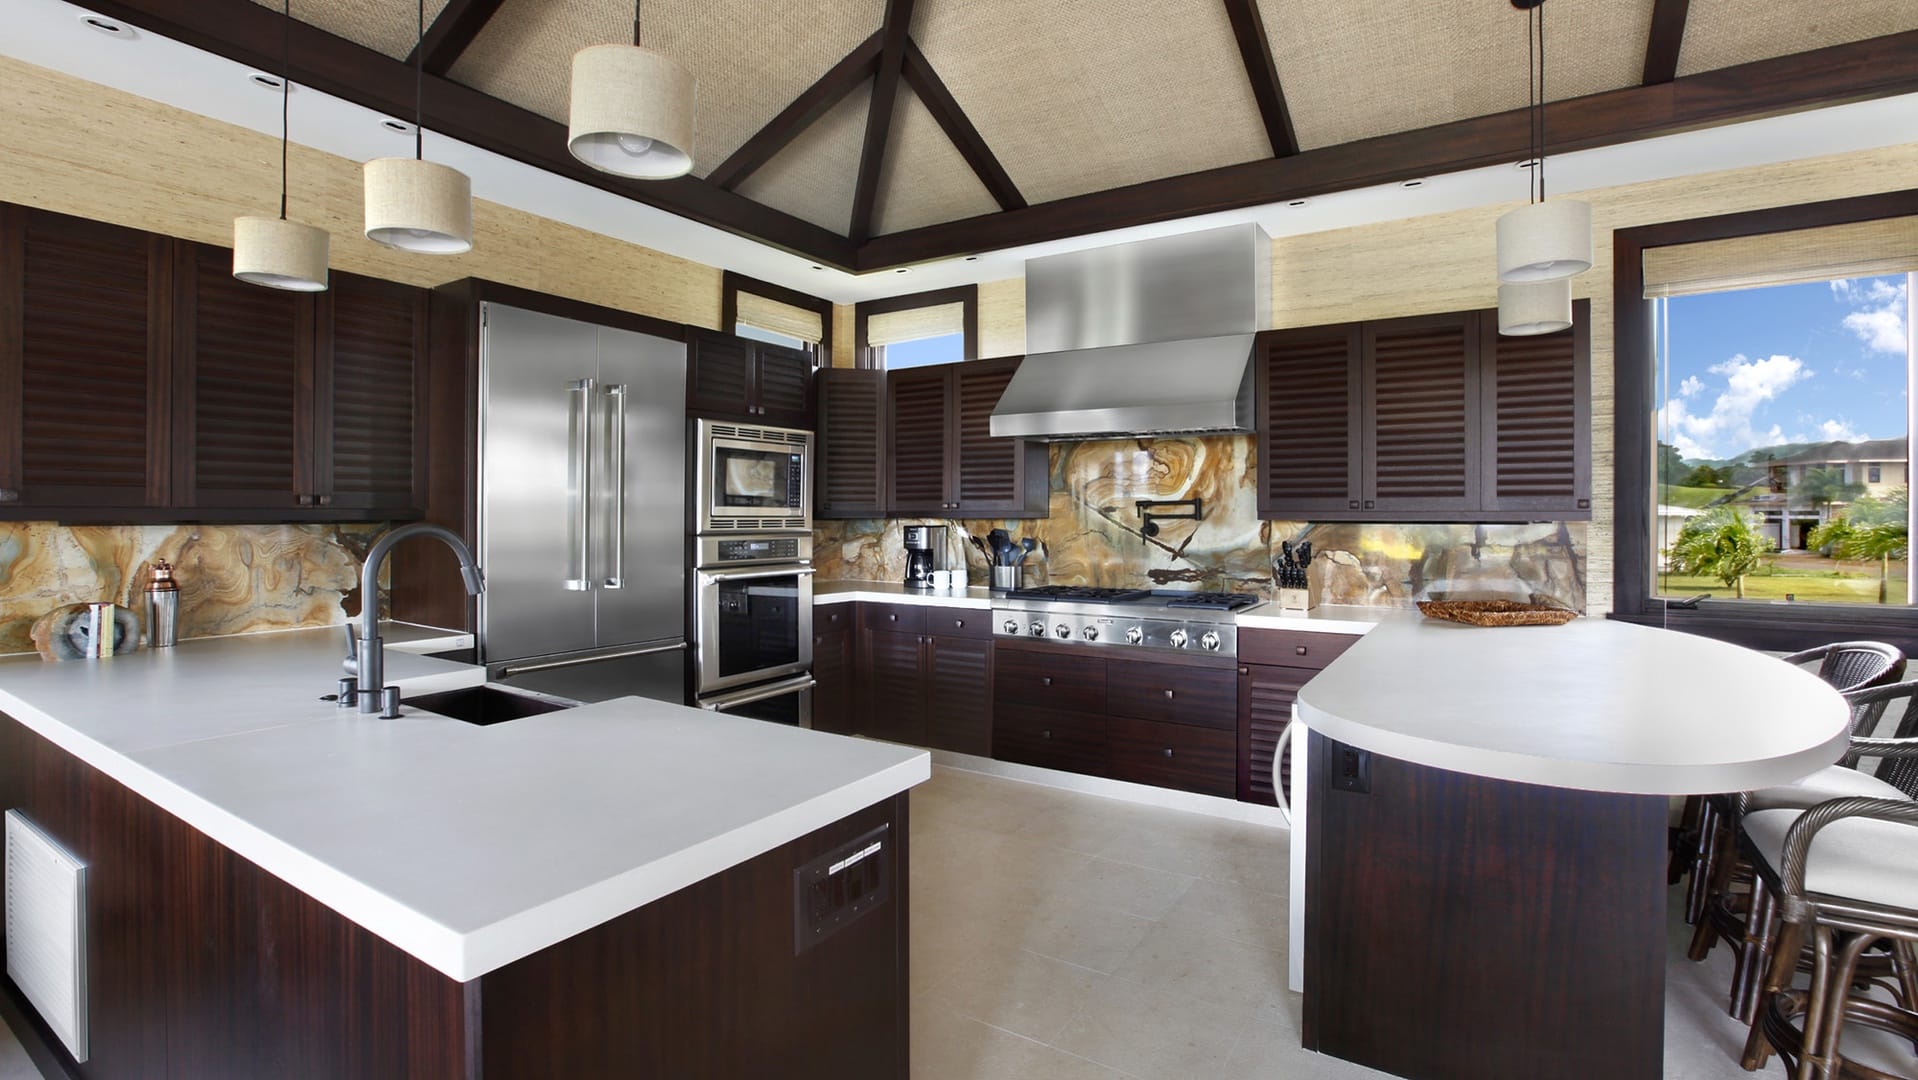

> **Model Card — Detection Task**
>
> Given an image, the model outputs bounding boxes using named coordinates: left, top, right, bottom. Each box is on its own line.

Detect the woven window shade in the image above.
left=735, top=292, right=823, bottom=344
left=867, top=302, right=964, bottom=347
left=1643, top=216, right=1918, bottom=298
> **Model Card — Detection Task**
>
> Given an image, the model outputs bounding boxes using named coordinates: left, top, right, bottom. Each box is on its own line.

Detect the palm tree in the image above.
left=1671, top=506, right=1773, bottom=598
left=1795, top=466, right=1866, bottom=513
left=1810, top=498, right=1909, bottom=603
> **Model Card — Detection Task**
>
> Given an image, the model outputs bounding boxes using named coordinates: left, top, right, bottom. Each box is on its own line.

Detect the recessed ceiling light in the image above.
left=1400, top=179, right=1426, bottom=189
left=1287, top=198, right=1310, bottom=208
left=381, top=119, right=415, bottom=136
left=893, top=267, right=911, bottom=274
left=79, top=13, right=133, bottom=38
left=248, top=73, right=287, bottom=92
left=809, top=264, right=823, bottom=271
left=964, top=256, right=978, bottom=262
left=1516, top=158, right=1540, bottom=170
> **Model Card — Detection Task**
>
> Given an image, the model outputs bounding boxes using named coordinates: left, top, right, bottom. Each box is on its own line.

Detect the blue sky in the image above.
left=1659, top=273, right=1910, bottom=463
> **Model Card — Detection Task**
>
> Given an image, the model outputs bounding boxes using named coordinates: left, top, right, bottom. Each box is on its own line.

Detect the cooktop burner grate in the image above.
left=1159, top=591, right=1261, bottom=611
left=1002, top=586, right=1153, bottom=604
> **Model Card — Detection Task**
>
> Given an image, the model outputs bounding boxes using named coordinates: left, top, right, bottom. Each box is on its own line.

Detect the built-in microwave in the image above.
left=693, top=419, right=812, bottom=534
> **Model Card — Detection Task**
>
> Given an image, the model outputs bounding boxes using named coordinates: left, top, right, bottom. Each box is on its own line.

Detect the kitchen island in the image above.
left=1291, top=616, right=1849, bottom=1080
left=0, top=627, right=928, bottom=1078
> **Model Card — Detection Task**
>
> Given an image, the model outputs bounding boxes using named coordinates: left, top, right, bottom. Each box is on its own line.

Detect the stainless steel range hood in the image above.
left=991, top=223, right=1269, bottom=440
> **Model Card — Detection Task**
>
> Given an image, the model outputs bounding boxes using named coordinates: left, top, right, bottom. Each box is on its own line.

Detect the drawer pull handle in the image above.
left=1043, top=676, right=1053, bottom=687
left=1295, top=645, right=1308, bottom=656
left=889, top=614, right=898, bottom=622
left=1162, top=748, right=1174, bottom=758
left=954, top=619, right=964, bottom=628
left=1239, top=666, right=1249, bottom=675
left=1042, top=729, right=1052, bottom=739
left=1163, top=689, right=1174, bottom=700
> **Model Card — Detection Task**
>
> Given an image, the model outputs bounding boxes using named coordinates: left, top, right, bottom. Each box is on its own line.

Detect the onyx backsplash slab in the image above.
left=813, top=437, right=1587, bottom=612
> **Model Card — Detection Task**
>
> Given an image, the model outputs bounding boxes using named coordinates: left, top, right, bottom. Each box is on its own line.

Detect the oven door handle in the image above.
left=701, top=566, right=817, bottom=583
left=702, top=674, right=816, bottom=712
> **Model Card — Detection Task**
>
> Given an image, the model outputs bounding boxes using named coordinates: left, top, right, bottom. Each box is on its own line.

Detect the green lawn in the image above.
left=1658, top=565, right=1910, bottom=604
left=1659, top=484, right=1741, bottom=509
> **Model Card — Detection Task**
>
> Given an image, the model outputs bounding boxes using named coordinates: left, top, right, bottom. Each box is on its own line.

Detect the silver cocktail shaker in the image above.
left=145, top=559, right=179, bottom=648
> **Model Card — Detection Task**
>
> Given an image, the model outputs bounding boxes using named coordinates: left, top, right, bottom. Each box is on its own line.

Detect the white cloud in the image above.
left=1658, top=353, right=1809, bottom=459
left=1817, top=418, right=1868, bottom=442
left=1834, top=278, right=1909, bottom=354
left=1678, top=374, right=1704, bottom=397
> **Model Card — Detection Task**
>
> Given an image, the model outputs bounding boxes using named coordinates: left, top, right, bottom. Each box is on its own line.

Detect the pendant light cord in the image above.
left=279, top=0, right=290, bottom=219
left=633, top=0, right=642, bottom=47
left=1536, top=0, right=1547, bottom=204
left=414, top=0, right=424, bottom=161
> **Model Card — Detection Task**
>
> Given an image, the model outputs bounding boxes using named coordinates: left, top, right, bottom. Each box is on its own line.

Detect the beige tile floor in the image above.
left=909, top=764, right=1814, bottom=1080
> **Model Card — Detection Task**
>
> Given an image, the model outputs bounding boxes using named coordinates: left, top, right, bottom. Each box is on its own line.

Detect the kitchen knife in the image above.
left=1298, top=541, right=1312, bottom=566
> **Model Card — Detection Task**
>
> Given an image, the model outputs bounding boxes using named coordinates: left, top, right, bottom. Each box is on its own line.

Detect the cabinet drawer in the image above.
left=1238, top=628, right=1361, bottom=669
left=927, top=609, right=992, bottom=640
left=993, top=646, right=1106, bottom=713
left=815, top=604, right=857, bottom=634
left=1108, top=662, right=1236, bottom=730
left=860, top=603, right=926, bottom=635
left=993, top=704, right=1105, bottom=776
left=1108, top=716, right=1236, bottom=797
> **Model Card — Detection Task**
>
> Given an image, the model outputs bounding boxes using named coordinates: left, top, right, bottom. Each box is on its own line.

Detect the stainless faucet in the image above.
left=340, top=523, right=485, bottom=717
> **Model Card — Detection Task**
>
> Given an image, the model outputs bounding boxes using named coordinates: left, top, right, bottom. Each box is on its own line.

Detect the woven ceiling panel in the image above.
left=1677, top=0, right=1918, bottom=77
left=872, top=89, right=999, bottom=236
left=736, top=83, right=869, bottom=235
left=912, top=0, right=1269, bottom=205
left=449, top=0, right=628, bottom=123
left=251, top=0, right=452, bottom=61
left=1260, top=0, right=1651, bottom=151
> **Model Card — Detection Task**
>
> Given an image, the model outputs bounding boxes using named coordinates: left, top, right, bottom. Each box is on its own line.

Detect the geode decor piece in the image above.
left=29, top=602, right=141, bottom=660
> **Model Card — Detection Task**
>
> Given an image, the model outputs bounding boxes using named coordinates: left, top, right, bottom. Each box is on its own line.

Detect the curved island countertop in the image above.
left=1293, top=615, right=1850, bottom=795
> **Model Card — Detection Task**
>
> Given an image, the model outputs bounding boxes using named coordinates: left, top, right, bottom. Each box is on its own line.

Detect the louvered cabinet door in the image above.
left=1361, top=312, right=1480, bottom=517
left=686, top=330, right=755, bottom=420
left=172, top=243, right=311, bottom=510
left=925, top=634, right=992, bottom=756
left=1480, top=300, right=1591, bottom=519
left=753, top=343, right=814, bottom=429
left=860, top=629, right=927, bottom=745
left=951, top=356, right=1044, bottom=516
left=886, top=367, right=951, bottom=514
left=0, top=205, right=171, bottom=511
left=316, top=272, right=426, bottom=514
left=815, top=368, right=886, bottom=517
left=1257, top=325, right=1363, bottom=518
left=1238, top=663, right=1311, bottom=806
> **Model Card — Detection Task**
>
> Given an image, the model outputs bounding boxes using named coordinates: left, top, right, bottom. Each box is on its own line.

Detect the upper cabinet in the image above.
left=1258, top=303, right=1589, bottom=523
left=884, top=357, right=1047, bottom=518
left=0, top=204, right=427, bottom=522
left=685, top=329, right=814, bottom=429
left=814, top=368, right=887, bottom=519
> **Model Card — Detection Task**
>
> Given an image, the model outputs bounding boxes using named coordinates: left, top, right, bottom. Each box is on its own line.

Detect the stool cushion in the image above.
left=1748, top=766, right=1908, bottom=811
left=1745, top=808, right=1918, bottom=910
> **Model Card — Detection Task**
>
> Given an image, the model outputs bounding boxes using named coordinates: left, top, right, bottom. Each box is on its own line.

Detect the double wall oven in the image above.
left=692, top=420, right=815, bottom=727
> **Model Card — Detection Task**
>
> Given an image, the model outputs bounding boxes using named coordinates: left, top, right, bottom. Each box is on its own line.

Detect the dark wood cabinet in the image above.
left=860, top=627, right=927, bottom=746
left=812, top=606, right=855, bottom=735
left=686, top=329, right=814, bottom=429
left=315, top=272, right=429, bottom=513
left=1257, top=305, right=1588, bottom=523
left=1107, top=715, right=1236, bottom=797
left=926, top=633, right=992, bottom=756
left=1236, top=627, right=1362, bottom=806
left=853, top=603, right=993, bottom=753
left=814, top=368, right=886, bottom=518
left=885, top=357, right=1047, bottom=518
left=0, top=204, right=172, bottom=512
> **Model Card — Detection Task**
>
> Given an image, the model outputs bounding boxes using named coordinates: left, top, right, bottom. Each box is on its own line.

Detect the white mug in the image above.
left=929, top=569, right=955, bottom=590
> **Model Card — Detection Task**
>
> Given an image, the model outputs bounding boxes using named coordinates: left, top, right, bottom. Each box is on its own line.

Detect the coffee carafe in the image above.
left=903, top=524, right=948, bottom=589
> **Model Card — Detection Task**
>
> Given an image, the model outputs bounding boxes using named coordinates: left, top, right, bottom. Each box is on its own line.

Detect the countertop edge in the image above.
left=815, top=584, right=995, bottom=610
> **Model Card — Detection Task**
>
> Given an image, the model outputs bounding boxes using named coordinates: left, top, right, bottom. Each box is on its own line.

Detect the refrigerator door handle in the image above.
left=564, top=377, right=595, bottom=591
left=603, top=383, right=627, bottom=589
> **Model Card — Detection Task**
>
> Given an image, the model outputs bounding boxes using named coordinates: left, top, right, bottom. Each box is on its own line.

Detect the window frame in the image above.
left=853, top=284, right=979, bottom=370
left=720, top=270, right=833, bottom=367
left=1612, top=187, right=1918, bottom=653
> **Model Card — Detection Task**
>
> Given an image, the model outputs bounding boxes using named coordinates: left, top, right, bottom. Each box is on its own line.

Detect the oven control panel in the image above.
left=698, top=534, right=814, bottom=569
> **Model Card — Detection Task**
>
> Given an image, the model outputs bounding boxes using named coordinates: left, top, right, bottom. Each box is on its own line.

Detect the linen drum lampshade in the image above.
left=1496, top=277, right=1573, bottom=336
left=1496, top=197, right=1592, bottom=283
left=567, top=43, right=694, bottom=180
left=232, top=215, right=329, bottom=291
left=363, top=157, right=473, bottom=254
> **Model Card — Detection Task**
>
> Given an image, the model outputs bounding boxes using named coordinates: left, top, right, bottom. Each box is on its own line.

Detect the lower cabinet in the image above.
left=1236, top=628, right=1363, bottom=805
left=851, top=603, right=993, bottom=754
left=812, top=607, right=855, bottom=734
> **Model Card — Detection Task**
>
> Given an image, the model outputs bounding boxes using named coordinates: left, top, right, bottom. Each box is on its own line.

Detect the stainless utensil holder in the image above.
left=990, top=566, right=1022, bottom=592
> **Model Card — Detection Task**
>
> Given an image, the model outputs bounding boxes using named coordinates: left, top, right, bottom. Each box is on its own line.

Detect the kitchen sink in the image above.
left=402, top=684, right=578, bottom=726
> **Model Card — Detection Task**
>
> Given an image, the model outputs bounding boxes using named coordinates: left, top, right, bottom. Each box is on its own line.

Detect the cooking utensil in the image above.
left=968, top=534, right=992, bottom=564
left=1014, top=537, right=1037, bottom=565
left=988, top=528, right=1014, bottom=566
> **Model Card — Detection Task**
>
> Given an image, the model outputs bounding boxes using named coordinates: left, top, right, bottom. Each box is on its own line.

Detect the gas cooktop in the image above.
left=993, top=588, right=1262, bottom=656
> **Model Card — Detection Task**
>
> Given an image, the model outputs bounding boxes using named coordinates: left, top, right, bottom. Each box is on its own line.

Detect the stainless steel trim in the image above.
left=495, top=639, right=687, bottom=678
left=693, top=418, right=813, bottom=535
left=703, top=566, right=817, bottom=583
left=700, top=674, right=816, bottom=710
left=694, top=561, right=814, bottom=693
left=564, top=377, right=595, bottom=591
left=603, top=383, right=627, bottom=589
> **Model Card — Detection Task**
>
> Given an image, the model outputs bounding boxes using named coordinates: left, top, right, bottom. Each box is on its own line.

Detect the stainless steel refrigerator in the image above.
left=477, top=303, right=688, bottom=704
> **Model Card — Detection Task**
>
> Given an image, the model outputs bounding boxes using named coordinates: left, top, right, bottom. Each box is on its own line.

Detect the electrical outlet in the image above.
left=1333, top=746, right=1371, bottom=794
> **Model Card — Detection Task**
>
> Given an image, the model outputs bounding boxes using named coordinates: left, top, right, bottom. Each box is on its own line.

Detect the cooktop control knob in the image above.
left=1125, top=626, right=1144, bottom=645
left=1029, top=621, right=1045, bottom=637
left=1003, top=619, right=1020, bottom=635
left=1054, top=623, right=1071, bottom=639
left=1168, top=628, right=1189, bottom=649
left=1082, top=626, right=1099, bottom=641
left=1199, top=630, right=1221, bottom=652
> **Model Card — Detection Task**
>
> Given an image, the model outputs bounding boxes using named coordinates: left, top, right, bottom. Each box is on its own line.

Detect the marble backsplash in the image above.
left=0, top=522, right=384, bottom=655
left=813, top=437, right=1587, bottom=611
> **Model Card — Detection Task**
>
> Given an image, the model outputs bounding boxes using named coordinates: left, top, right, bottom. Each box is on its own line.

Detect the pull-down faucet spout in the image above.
left=341, top=523, right=484, bottom=717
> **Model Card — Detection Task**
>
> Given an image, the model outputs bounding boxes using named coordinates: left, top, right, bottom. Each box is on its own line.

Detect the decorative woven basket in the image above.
left=1416, top=599, right=1577, bottom=627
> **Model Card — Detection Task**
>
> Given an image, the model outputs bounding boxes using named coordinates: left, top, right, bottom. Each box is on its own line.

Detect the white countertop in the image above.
left=0, top=627, right=928, bottom=981
left=1294, top=617, right=1849, bottom=795
left=1235, top=603, right=1394, bottom=635
left=815, top=580, right=996, bottom=609
left=382, top=620, right=476, bottom=655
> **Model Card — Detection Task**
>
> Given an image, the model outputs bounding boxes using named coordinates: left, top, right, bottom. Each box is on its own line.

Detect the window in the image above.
left=1615, top=191, right=1918, bottom=649
left=855, top=285, right=978, bottom=370
left=720, top=271, right=831, bottom=366
left=734, top=322, right=809, bottom=351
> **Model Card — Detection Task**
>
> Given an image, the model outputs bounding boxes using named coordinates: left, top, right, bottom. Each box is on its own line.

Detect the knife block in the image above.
left=1276, top=587, right=1311, bottom=613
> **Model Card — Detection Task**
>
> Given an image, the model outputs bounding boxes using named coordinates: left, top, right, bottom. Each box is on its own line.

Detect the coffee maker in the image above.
left=903, top=524, right=949, bottom=589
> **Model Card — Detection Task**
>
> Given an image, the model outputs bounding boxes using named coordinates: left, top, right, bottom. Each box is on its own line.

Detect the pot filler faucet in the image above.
left=339, top=523, right=485, bottom=718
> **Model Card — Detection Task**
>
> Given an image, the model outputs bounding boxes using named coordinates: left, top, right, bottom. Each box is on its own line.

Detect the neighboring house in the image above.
left=1752, top=438, right=1908, bottom=549
left=1654, top=504, right=1701, bottom=569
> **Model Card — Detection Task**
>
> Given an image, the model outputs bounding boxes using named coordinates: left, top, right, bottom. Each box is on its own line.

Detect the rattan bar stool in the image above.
left=1690, top=678, right=1918, bottom=1023
left=1742, top=795, right=1918, bottom=1078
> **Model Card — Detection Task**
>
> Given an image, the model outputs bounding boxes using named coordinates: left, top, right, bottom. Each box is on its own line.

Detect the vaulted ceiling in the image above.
left=87, top=0, right=1918, bottom=271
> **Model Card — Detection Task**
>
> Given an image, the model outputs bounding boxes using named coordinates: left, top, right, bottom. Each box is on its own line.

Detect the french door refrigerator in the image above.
left=477, top=303, right=688, bottom=704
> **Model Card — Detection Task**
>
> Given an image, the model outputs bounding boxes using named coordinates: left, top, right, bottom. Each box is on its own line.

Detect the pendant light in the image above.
left=363, top=0, right=473, bottom=253
left=1495, top=0, right=1591, bottom=284
left=567, top=0, right=695, bottom=179
left=232, top=0, right=328, bottom=292
left=1497, top=278, right=1572, bottom=336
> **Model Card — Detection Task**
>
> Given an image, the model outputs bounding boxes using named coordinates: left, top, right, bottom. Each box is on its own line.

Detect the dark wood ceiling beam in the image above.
left=1221, top=0, right=1298, bottom=156
left=856, top=28, right=1918, bottom=269
left=900, top=39, right=1024, bottom=211
left=83, top=0, right=857, bottom=269
left=406, top=0, right=508, bottom=77
left=1641, top=0, right=1692, bottom=85
left=707, top=31, right=884, bottom=191
left=847, top=0, right=915, bottom=246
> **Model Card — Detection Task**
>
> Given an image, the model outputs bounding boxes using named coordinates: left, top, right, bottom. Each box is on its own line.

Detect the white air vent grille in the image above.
left=6, top=809, right=88, bottom=1062
left=709, top=424, right=808, bottom=445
